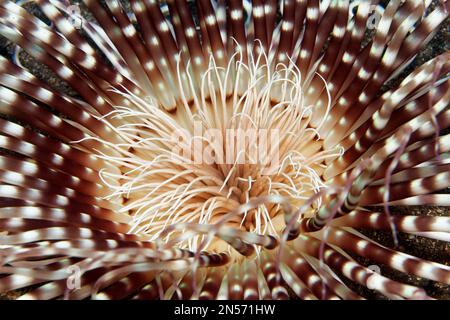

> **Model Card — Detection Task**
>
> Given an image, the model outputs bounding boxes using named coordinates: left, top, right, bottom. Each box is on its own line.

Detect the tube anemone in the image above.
left=0, top=0, right=449, bottom=300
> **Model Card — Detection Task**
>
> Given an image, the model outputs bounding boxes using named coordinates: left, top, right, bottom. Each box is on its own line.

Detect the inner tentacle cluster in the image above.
left=93, top=51, right=338, bottom=253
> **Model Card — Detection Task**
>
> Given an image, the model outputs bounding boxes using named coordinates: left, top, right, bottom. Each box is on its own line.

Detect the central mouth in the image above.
left=93, top=53, right=340, bottom=255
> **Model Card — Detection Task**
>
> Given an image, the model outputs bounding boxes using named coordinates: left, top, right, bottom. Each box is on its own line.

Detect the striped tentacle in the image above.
left=322, top=1, right=447, bottom=145
left=325, top=54, right=450, bottom=179
left=333, top=209, right=450, bottom=236
left=290, top=234, right=434, bottom=299
left=321, top=228, right=450, bottom=285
